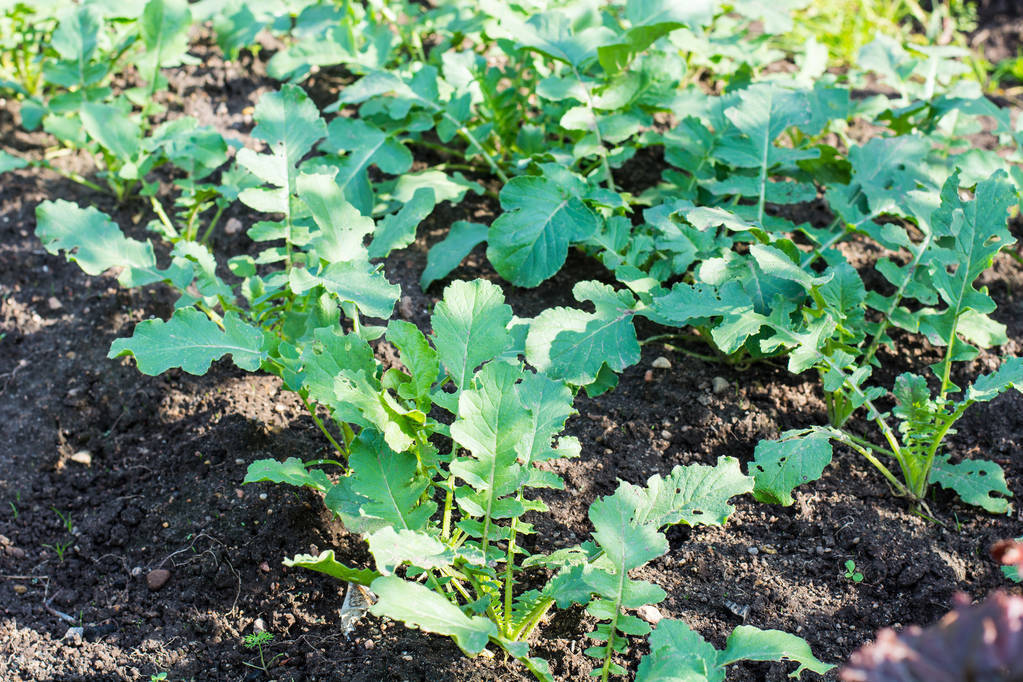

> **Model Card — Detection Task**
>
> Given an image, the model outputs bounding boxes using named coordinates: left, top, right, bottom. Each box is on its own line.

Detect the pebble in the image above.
left=253, top=617, right=266, bottom=633
left=651, top=356, right=671, bottom=369
left=401, top=655, right=413, bottom=662
left=747, top=546, right=759, bottom=556
left=12, top=584, right=27, bottom=595
left=225, top=218, right=243, bottom=235
left=259, top=493, right=268, bottom=501
left=235, top=458, right=245, bottom=465
left=643, top=369, right=654, bottom=382
left=47, top=296, right=62, bottom=311
left=364, top=639, right=375, bottom=650
left=660, top=430, right=672, bottom=439
left=5, top=545, right=25, bottom=559
left=131, top=566, right=143, bottom=577
left=146, top=569, right=171, bottom=591
left=260, top=562, right=271, bottom=573
left=0, top=534, right=7, bottom=546
left=70, top=450, right=92, bottom=466
left=636, top=604, right=662, bottom=625
left=712, top=376, right=730, bottom=394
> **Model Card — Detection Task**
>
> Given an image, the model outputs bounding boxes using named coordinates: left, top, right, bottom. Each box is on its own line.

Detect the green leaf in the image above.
left=0, top=150, right=29, bottom=174
left=284, top=550, right=378, bottom=587
left=421, top=221, right=489, bottom=291
left=450, top=362, right=530, bottom=524
left=108, top=309, right=268, bottom=376
left=648, top=281, right=753, bottom=327
left=749, top=244, right=830, bottom=291
left=967, top=357, right=1023, bottom=403
left=319, top=117, right=412, bottom=215
left=431, top=279, right=513, bottom=390
left=331, top=430, right=435, bottom=534
left=80, top=102, right=142, bottom=162
left=35, top=200, right=178, bottom=287
left=386, top=319, right=439, bottom=407
left=366, top=528, right=454, bottom=575
left=590, top=491, right=669, bottom=580
left=291, top=260, right=399, bottom=319
left=749, top=430, right=833, bottom=506
left=636, top=619, right=723, bottom=682
left=488, top=173, right=599, bottom=287
left=718, top=626, right=834, bottom=677
left=930, top=456, right=1012, bottom=514
left=515, top=371, right=578, bottom=466
left=619, top=458, right=754, bottom=529
left=370, top=576, right=498, bottom=656
left=243, top=457, right=332, bottom=492
left=136, top=0, right=192, bottom=83
left=297, top=172, right=374, bottom=263
left=248, top=83, right=325, bottom=174
left=510, top=10, right=616, bottom=67
left=368, top=187, right=436, bottom=259
left=526, top=281, right=639, bottom=385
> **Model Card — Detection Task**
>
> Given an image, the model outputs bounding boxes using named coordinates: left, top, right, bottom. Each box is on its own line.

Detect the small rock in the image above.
left=5, top=545, right=25, bottom=559
left=643, top=369, right=654, bottom=382
left=63, top=626, right=84, bottom=644
left=637, top=604, right=662, bottom=625
left=131, top=566, right=143, bottom=577
left=0, top=534, right=8, bottom=546
left=259, top=562, right=271, bottom=573
left=235, top=458, right=245, bottom=465
left=47, top=296, right=62, bottom=311
left=253, top=617, right=266, bottom=633
left=651, top=356, right=671, bottom=369
left=69, top=450, right=92, bottom=466
left=12, top=584, right=27, bottom=595
left=146, top=569, right=171, bottom=591
left=747, top=546, right=759, bottom=556
left=712, top=377, right=730, bottom=394
left=401, top=655, right=413, bottom=662
left=660, top=430, right=672, bottom=439
left=259, top=493, right=267, bottom=501
left=225, top=217, right=243, bottom=234
left=364, top=639, right=375, bottom=650
left=236, top=489, right=245, bottom=499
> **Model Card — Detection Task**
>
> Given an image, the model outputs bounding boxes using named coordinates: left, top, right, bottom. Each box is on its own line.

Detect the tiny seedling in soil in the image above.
left=43, top=541, right=71, bottom=562
left=844, top=560, right=864, bottom=583
left=242, top=631, right=282, bottom=674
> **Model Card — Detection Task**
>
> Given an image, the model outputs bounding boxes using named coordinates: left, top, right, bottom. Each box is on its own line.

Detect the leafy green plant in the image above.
left=241, top=631, right=282, bottom=674
left=844, top=560, right=864, bottom=583
left=43, top=540, right=71, bottom=562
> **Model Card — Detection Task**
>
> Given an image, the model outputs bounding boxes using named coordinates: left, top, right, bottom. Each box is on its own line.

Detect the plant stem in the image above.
left=502, top=511, right=519, bottom=637
left=149, top=196, right=179, bottom=240
left=512, top=597, right=555, bottom=641
left=301, top=395, right=348, bottom=459
left=834, top=433, right=911, bottom=497
left=570, top=64, right=615, bottom=193
left=199, top=202, right=226, bottom=244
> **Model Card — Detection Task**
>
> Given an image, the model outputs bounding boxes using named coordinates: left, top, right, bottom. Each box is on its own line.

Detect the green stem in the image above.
left=301, top=395, right=348, bottom=459
left=149, top=196, right=179, bottom=240
left=836, top=435, right=912, bottom=498
left=441, top=478, right=454, bottom=540
left=36, top=159, right=105, bottom=194
left=512, top=597, right=555, bottom=641
left=199, top=202, right=227, bottom=244
left=503, top=512, right=519, bottom=637
left=912, top=402, right=967, bottom=498
left=569, top=64, right=615, bottom=193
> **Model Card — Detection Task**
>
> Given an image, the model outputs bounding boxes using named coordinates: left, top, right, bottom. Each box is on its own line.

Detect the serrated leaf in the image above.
left=334, top=430, right=435, bottom=534
left=0, top=150, right=29, bottom=173
left=526, top=281, right=640, bottom=386
left=515, top=371, right=577, bottom=465
left=431, top=279, right=512, bottom=390
left=590, top=491, right=669, bottom=576
left=284, top=550, right=378, bottom=587
left=136, top=0, right=192, bottom=82
left=929, top=455, right=1011, bottom=514
left=108, top=309, right=268, bottom=376
left=80, top=101, right=141, bottom=163
left=249, top=83, right=326, bottom=175
left=319, top=117, right=413, bottom=215
left=421, top=221, right=489, bottom=291
left=367, top=528, right=454, bottom=575
left=618, top=458, right=754, bottom=529
left=648, top=281, right=753, bottom=327
left=488, top=173, right=599, bottom=287
left=966, top=357, right=1023, bottom=403
left=749, top=431, right=833, bottom=506
left=370, top=576, right=497, bottom=656
left=386, top=319, right=439, bottom=407
left=510, top=10, right=616, bottom=67
left=298, top=172, right=374, bottom=264
left=35, top=200, right=179, bottom=287
left=450, top=362, right=530, bottom=524
left=718, top=626, right=834, bottom=677
left=636, top=619, right=723, bottom=682
left=291, top=260, right=399, bottom=319
left=243, top=457, right=331, bottom=492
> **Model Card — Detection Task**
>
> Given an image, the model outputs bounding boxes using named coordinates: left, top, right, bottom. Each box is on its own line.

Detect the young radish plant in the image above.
left=242, top=282, right=830, bottom=678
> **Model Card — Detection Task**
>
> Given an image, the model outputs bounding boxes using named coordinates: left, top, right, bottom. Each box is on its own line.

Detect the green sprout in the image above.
left=844, top=560, right=864, bottom=583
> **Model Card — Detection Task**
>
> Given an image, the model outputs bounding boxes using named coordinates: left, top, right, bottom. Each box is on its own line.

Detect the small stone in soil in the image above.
left=712, top=376, right=729, bottom=394
left=651, top=356, right=671, bottom=369
left=747, top=546, right=759, bottom=556
left=643, top=369, right=654, bottom=382
left=47, top=296, right=62, bottom=310
left=259, top=562, right=271, bottom=573
left=70, top=450, right=92, bottom=466
left=364, top=639, right=375, bottom=649
left=13, top=584, right=27, bottom=595
left=637, top=604, right=662, bottom=625
left=5, top=545, right=25, bottom=559
left=146, top=569, right=171, bottom=591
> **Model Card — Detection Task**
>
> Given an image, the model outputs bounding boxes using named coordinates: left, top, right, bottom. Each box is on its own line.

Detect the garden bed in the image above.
left=2, top=4, right=1023, bottom=682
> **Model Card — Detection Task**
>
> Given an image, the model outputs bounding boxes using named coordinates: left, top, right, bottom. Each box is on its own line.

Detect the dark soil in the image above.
left=3, top=14, right=1023, bottom=682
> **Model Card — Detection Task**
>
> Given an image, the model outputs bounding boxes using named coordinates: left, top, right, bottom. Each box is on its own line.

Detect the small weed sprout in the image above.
left=242, top=631, right=282, bottom=673
left=43, top=541, right=71, bottom=562
left=844, top=560, right=864, bottom=583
